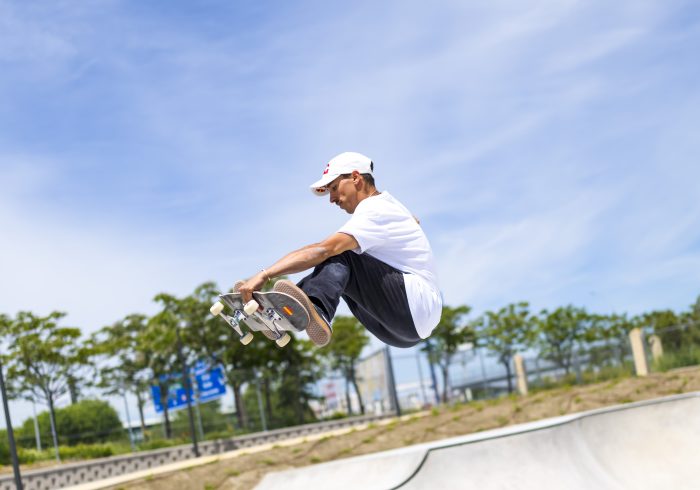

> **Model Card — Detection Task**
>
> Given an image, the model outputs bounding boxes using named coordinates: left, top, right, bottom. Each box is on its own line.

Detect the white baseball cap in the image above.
left=309, top=152, right=373, bottom=196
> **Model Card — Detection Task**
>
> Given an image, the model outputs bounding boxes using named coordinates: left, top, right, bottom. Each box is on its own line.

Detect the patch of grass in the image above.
left=431, top=407, right=440, bottom=417
left=310, top=456, right=322, bottom=464
left=261, top=459, right=275, bottom=466
left=487, top=398, right=501, bottom=407
left=291, top=447, right=302, bottom=454
left=226, top=470, right=240, bottom=477
left=495, top=416, right=508, bottom=426
left=653, top=348, right=700, bottom=372
left=204, top=484, right=216, bottom=490
left=361, top=437, right=375, bottom=444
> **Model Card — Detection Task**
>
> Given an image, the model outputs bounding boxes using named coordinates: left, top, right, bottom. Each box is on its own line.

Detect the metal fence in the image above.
left=0, top=412, right=393, bottom=490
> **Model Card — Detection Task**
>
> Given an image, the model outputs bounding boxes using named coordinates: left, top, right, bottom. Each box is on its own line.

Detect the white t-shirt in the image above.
left=337, top=191, right=442, bottom=338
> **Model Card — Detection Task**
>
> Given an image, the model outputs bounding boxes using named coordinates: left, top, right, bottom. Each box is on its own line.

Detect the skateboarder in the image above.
left=237, top=152, right=442, bottom=348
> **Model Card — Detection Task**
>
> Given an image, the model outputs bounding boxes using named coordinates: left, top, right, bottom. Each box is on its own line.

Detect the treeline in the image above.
left=428, top=298, right=700, bottom=401
left=0, top=281, right=373, bottom=457
left=2, top=281, right=700, bottom=461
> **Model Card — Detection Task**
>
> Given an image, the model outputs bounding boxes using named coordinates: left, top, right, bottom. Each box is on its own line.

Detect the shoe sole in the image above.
left=232, top=280, right=278, bottom=341
left=273, top=280, right=331, bottom=346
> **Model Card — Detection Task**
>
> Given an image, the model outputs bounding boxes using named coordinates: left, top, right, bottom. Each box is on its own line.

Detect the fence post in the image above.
left=649, top=335, right=664, bottom=362
left=514, top=354, right=528, bottom=396
left=628, top=328, right=649, bottom=376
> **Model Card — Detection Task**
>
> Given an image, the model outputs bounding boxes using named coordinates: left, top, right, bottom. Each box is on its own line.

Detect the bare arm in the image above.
left=237, top=232, right=359, bottom=302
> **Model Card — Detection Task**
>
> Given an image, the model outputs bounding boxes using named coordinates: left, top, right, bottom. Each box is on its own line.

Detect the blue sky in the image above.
left=2, top=0, right=700, bottom=426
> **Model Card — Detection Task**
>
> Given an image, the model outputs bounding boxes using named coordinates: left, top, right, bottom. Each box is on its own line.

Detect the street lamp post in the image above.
left=0, top=356, right=23, bottom=490
left=384, top=346, right=401, bottom=416
left=424, top=340, right=441, bottom=405
left=175, top=326, right=200, bottom=458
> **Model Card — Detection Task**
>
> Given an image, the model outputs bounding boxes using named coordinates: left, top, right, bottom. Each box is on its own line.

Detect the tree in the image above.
left=534, top=306, right=597, bottom=375
left=141, top=299, right=182, bottom=439
left=477, top=302, right=534, bottom=393
left=421, top=305, right=475, bottom=403
left=4, top=311, right=84, bottom=461
left=681, top=296, right=700, bottom=346
left=91, top=314, right=152, bottom=438
left=260, top=337, right=322, bottom=427
left=323, top=316, right=370, bottom=414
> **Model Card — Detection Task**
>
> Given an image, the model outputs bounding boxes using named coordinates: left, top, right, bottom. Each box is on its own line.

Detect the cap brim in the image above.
left=309, top=173, right=337, bottom=196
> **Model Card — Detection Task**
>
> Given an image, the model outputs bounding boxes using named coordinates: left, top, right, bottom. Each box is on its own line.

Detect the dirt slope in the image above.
left=114, top=366, right=700, bottom=490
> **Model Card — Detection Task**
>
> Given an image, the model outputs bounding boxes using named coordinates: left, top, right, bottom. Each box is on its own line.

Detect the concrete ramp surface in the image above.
left=255, top=392, right=700, bottom=490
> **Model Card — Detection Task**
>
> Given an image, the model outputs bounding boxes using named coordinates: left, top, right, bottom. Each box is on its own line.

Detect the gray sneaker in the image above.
left=273, top=279, right=332, bottom=346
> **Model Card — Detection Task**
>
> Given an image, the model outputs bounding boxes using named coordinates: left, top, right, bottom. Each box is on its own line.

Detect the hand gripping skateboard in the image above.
left=209, top=288, right=310, bottom=347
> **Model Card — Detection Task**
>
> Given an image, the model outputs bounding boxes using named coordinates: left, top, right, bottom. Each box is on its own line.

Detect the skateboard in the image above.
left=210, top=289, right=310, bottom=347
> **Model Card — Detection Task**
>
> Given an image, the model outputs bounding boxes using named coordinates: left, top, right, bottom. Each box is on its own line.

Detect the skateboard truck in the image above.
left=261, top=306, right=291, bottom=347
left=210, top=299, right=292, bottom=347
left=210, top=301, right=255, bottom=345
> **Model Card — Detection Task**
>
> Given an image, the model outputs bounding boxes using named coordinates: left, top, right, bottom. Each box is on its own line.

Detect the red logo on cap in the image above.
left=322, top=163, right=330, bottom=175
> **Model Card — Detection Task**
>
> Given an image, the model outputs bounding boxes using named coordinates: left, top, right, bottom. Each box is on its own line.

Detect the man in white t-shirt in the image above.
left=237, top=152, right=442, bottom=348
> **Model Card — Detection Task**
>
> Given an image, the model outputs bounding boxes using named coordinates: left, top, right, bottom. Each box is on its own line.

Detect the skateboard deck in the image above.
left=210, top=290, right=310, bottom=347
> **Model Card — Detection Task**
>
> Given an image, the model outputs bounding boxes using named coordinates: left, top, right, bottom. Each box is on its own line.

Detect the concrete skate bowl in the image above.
left=255, top=392, right=700, bottom=490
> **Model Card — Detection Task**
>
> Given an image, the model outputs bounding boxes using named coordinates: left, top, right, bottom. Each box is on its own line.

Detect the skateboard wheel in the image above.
left=276, top=333, right=291, bottom=348
left=240, top=332, right=254, bottom=345
left=210, top=301, right=225, bottom=316
left=243, top=300, right=259, bottom=316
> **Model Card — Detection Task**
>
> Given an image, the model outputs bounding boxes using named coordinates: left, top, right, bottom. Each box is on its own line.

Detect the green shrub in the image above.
left=137, top=438, right=184, bottom=451
left=327, top=411, right=348, bottom=420
left=17, top=448, right=39, bottom=464
left=58, top=443, right=114, bottom=460
left=18, top=399, right=123, bottom=447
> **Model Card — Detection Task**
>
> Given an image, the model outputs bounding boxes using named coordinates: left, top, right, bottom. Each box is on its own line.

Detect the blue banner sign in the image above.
left=151, top=364, right=227, bottom=413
